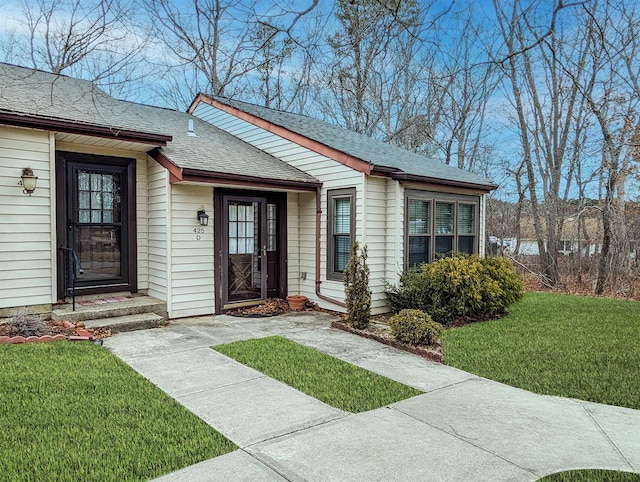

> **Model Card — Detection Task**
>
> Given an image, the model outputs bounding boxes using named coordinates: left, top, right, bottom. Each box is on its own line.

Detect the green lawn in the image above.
left=539, top=469, right=640, bottom=481
left=0, top=341, right=236, bottom=481
left=441, top=292, right=640, bottom=409
left=214, top=336, right=422, bottom=412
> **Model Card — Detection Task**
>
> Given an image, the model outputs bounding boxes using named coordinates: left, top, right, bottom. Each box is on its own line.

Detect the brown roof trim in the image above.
left=189, top=94, right=372, bottom=175
left=181, top=168, right=321, bottom=192
left=0, top=111, right=171, bottom=145
left=390, top=172, right=497, bottom=192
left=148, top=149, right=183, bottom=183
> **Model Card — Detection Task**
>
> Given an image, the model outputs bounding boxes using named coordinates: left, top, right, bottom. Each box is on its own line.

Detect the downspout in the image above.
left=314, top=185, right=346, bottom=307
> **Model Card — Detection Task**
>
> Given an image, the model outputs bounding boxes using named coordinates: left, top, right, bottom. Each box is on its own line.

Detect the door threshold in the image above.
left=223, top=300, right=265, bottom=310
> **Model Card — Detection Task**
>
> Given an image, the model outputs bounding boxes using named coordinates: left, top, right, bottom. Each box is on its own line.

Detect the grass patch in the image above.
left=0, top=341, right=236, bottom=481
left=214, top=336, right=422, bottom=412
left=441, top=292, right=640, bottom=409
left=538, top=469, right=640, bottom=481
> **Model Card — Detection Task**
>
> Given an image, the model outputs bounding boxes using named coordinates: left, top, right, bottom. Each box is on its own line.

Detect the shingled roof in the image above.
left=195, top=94, right=497, bottom=191
left=0, top=63, right=319, bottom=187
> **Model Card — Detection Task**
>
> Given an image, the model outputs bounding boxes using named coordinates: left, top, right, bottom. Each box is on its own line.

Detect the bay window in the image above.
left=405, top=191, right=479, bottom=268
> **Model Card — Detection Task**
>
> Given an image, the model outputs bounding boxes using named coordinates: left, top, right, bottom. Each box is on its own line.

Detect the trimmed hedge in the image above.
left=386, top=254, right=524, bottom=325
left=388, top=309, right=443, bottom=346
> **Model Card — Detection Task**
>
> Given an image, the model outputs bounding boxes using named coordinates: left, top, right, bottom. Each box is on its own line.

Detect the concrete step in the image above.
left=52, top=296, right=166, bottom=324
left=83, top=312, right=165, bottom=333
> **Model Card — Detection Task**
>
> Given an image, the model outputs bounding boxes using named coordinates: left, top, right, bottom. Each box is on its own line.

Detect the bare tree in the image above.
left=2, top=0, right=149, bottom=98
left=141, top=0, right=328, bottom=109
left=434, top=7, right=501, bottom=172
left=569, top=0, right=640, bottom=294
left=492, top=0, right=593, bottom=286
left=141, top=0, right=257, bottom=103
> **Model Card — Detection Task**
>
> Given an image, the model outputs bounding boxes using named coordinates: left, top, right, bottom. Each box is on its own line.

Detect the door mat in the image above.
left=78, top=296, right=132, bottom=306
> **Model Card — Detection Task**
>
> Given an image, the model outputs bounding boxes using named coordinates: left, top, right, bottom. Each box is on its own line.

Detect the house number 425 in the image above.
left=193, top=228, right=205, bottom=234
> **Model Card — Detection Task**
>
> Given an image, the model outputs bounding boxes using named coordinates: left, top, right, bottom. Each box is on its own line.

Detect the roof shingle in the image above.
left=203, top=95, right=497, bottom=190
left=0, top=63, right=317, bottom=185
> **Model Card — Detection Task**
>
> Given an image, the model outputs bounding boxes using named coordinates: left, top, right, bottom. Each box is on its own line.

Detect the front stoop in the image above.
left=52, top=295, right=166, bottom=334
left=83, top=313, right=165, bottom=333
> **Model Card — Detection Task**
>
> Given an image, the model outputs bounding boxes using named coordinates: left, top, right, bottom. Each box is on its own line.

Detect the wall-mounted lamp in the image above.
left=197, top=207, right=209, bottom=226
left=19, top=168, right=38, bottom=195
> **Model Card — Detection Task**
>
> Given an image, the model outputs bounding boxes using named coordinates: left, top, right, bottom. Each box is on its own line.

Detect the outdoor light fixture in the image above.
left=197, top=207, right=209, bottom=226
left=19, top=167, right=38, bottom=195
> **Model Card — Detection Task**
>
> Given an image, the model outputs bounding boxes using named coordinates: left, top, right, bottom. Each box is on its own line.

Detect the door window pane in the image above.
left=79, top=192, right=90, bottom=209
left=228, top=203, right=257, bottom=255
left=78, top=172, right=89, bottom=190
left=267, top=203, right=277, bottom=251
left=76, top=226, right=121, bottom=279
left=78, top=171, right=120, bottom=224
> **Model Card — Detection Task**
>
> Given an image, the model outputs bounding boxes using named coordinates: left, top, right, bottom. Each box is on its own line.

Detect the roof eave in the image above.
left=390, top=172, right=498, bottom=192
left=0, top=110, right=171, bottom=145
left=181, top=168, right=321, bottom=191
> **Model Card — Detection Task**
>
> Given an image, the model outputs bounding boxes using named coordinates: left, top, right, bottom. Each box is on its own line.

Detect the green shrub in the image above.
left=388, top=309, right=443, bottom=346
left=386, top=254, right=524, bottom=325
left=343, top=241, right=371, bottom=329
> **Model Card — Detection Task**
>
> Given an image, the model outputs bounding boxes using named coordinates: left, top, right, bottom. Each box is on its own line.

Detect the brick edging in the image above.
left=0, top=329, right=94, bottom=345
left=330, top=321, right=443, bottom=363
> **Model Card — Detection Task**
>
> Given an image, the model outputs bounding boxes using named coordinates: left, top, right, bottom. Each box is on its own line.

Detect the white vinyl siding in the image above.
left=135, top=158, right=149, bottom=291
left=147, top=160, right=169, bottom=301
left=365, top=176, right=402, bottom=314
left=169, top=184, right=214, bottom=318
left=0, top=126, right=54, bottom=308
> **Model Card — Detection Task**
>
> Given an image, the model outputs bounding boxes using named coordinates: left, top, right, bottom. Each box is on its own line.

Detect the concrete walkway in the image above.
left=103, top=312, right=640, bottom=481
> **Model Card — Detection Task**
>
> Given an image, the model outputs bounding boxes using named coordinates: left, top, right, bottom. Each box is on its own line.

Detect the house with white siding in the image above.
left=0, top=63, right=496, bottom=319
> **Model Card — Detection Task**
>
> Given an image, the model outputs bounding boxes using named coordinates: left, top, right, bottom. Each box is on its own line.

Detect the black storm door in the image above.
left=57, top=152, right=136, bottom=297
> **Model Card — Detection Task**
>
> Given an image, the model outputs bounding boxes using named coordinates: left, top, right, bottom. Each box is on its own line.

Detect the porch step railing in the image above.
left=60, top=246, right=84, bottom=311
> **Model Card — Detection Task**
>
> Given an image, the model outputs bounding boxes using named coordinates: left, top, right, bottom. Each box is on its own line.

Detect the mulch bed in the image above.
left=0, top=317, right=109, bottom=344
left=225, top=298, right=325, bottom=317
left=331, top=319, right=444, bottom=363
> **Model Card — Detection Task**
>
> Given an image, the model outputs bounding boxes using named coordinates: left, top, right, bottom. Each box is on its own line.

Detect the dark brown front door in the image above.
left=216, top=191, right=286, bottom=310
left=57, top=152, right=136, bottom=298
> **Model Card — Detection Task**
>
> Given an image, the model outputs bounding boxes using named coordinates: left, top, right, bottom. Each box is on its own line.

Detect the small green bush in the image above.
left=388, top=309, right=443, bottom=346
left=343, top=241, right=371, bottom=329
left=386, top=254, right=524, bottom=325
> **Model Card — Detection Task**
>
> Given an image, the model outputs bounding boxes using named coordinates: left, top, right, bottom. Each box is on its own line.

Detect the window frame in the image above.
left=457, top=202, right=477, bottom=255
left=404, top=190, right=479, bottom=269
left=407, top=198, right=432, bottom=267
left=327, top=187, right=356, bottom=281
